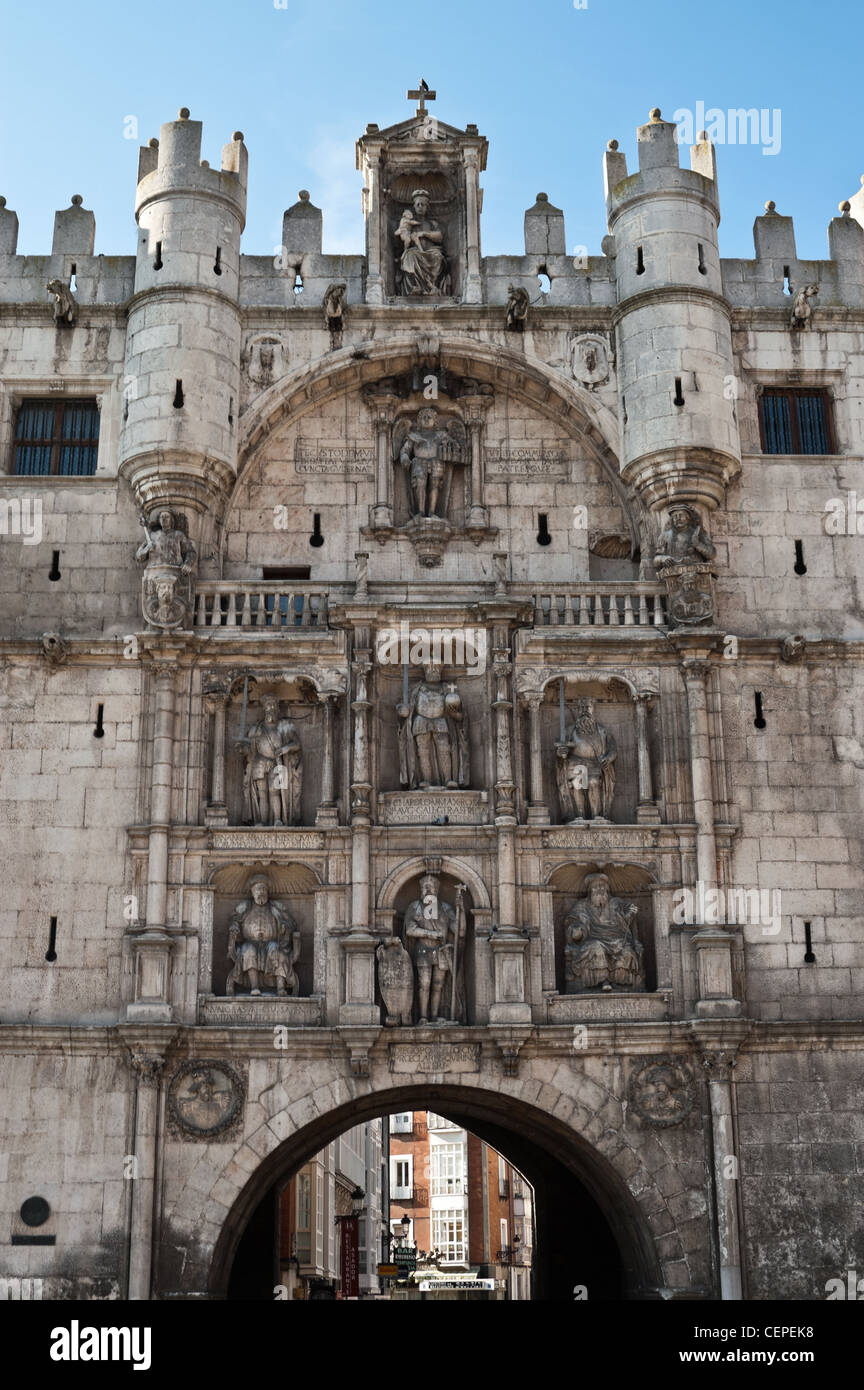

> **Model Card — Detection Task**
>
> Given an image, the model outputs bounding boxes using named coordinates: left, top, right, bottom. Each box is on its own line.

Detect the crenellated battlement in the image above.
left=134, top=109, right=248, bottom=225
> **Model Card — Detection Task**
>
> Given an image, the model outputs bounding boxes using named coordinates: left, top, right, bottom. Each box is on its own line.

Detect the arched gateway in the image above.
left=154, top=1051, right=706, bottom=1302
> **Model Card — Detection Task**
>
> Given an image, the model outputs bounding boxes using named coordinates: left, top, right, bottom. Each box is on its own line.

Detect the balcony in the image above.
left=495, top=1247, right=527, bottom=1267
left=515, top=582, right=667, bottom=628
left=193, top=582, right=332, bottom=629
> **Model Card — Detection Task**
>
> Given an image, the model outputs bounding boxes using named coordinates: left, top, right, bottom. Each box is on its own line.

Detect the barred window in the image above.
left=14, top=399, right=100, bottom=475
left=759, top=388, right=834, bottom=455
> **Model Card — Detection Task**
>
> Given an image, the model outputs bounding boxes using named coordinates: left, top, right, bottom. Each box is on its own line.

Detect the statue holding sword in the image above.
left=239, top=690, right=303, bottom=827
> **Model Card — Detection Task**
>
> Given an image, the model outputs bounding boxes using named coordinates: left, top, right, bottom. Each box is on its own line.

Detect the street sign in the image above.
left=377, top=1264, right=399, bottom=1277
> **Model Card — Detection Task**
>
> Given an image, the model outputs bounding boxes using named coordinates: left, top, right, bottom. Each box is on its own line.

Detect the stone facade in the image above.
left=0, top=95, right=862, bottom=1301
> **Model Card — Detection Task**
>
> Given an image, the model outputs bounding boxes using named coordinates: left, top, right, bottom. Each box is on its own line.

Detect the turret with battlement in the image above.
left=603, top=109, right=741, bottom=522
left=119, top=109, right=248, bottom=527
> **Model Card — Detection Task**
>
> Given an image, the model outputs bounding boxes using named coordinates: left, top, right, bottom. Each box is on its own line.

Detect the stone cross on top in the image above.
left=407, top=79, right=436, bottom=116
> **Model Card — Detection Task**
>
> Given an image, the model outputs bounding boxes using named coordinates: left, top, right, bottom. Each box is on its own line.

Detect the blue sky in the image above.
left=1, top=0, right=861, bottom=263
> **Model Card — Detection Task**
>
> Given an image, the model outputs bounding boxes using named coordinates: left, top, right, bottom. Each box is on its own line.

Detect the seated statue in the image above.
left=564, top=873, right=644, bottom=993
left=226, top=874, right=301, bottom=997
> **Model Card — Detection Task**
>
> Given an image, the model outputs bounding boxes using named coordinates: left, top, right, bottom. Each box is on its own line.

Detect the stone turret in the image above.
left=119, top=108, right=248, bottom=525
left=604, top=109, right=741, bottom=520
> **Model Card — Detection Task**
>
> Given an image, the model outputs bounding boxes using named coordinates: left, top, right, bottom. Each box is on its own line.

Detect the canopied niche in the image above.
left=548, top=861, right=658, bottom=996
left=375, top=865, right=478, bottom=1026
left=208, top=862, right=322, bottom=998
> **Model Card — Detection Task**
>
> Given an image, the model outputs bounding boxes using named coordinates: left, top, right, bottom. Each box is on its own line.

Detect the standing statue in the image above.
left=395, top=407, right=465, bottom=520
left=790, top=283, right=818, bottom=330
left=395, top=188, right=451, bottom=296
left=556, top=696, right=616, bottom=823
left=653, top=503, right=717, bottom=626
left=505, top=284, right=530, bottom=332
left=564, top=873, right=644, bottom=994
left=376, top=936, right=415, bottom=1027
left=226, top=874, right=301, bottom=996
left=136, top=507, right=197, bottom=630
left=403, top=875, right=466, bottom=1023
left=46, top=277, right=77, bottom=326
left=397, top=664, right=469, bottom=790
left=240, top=691, right=303, bottom=826
left=323, top=281, right=346, bottom=331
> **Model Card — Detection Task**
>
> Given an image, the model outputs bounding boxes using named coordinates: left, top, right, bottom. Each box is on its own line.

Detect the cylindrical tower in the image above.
left=119, top=108, right=247, bottom=528
left=604, top=109, right=741, bottom=522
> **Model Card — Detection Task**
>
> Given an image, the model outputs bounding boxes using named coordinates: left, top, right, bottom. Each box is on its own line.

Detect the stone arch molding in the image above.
left=375, top=853, right=492, bottom=914
left=159, top=1061, right=706, bottom=1300
left=221, top=333, right=639, bottom=554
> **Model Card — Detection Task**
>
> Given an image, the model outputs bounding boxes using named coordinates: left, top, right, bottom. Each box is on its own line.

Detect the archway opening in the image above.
left=208, top=1085, right=660, bottom=1302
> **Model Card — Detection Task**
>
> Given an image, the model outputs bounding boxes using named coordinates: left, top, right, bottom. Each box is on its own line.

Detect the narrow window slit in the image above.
left=803, top=921, right=816, bottom=964
left=673, top=377, right=685, bottom=407
left=173, top=380, right=184, bottom=408
left=309, top=512, right=324, bottom=548
left=214, top=246, right=222, bottom=276
left=153, top=241, right=163, bottom=271
left=93, top=704, right=105, bottom=739
left=753, top=691, right=767, bottom=729
left=636, top=246, right=645, bottom=275
left=794, top=540, right=807, bottom=574
left=697, top=244, right=706, bottom=275
left=49, top=551, right=61, bottom=582
left=45, top=917, right=58, bottom=962
left=783, top=266, right=791, bottom=295
left=536, top=513, right=551, bottom=546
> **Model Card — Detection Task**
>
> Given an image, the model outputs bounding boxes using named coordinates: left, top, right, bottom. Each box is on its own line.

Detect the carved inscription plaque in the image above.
left=389, top=1043, right=481, bottom=1074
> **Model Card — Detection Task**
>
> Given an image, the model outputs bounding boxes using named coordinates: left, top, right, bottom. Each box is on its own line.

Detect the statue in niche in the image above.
left=46, top=277, right=77, bottom=326
left=394, top=407, right=465, bottom=520
left=653, top=503, right=717, bottom=625
left=564, top=873, right=644, bottom=994
left=395, top=188, right=451, bottom=296
left=397, top=664, right=469, bottom=790
left=790, top=283, right=818, bottom=330
left=402, top=874, right=466, bottom=1023
left=376, top=936, right=415, bottom=1027
left=240, top=691, right=303, bottom=826
left=136, top=507, right=197, bottom=630
left=226, top=874, right=301, bottom=996
left=556, top=696, right=616, bottom=823
left=505, top=285, right=530, bottom=332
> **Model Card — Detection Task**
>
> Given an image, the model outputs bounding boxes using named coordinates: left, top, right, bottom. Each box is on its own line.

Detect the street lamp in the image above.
left=397, top=1213, right=411, bottom=1242
left=350, top=1186, right=365, bottom=1216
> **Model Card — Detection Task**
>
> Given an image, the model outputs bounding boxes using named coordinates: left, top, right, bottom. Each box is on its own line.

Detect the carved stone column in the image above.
left=462, top=147, right=483, bottom=304
left=522, top=692, right=549, bottom=825
left=681, top=658, right=717, bottom=889
left=490, top=821, right=532, bottom=1023
left=204, top=679, right=229, bottom=827
left=128, top=661, right=176, bottom=1022
left=341, top=634, right=377, bottom=1024
left=680, top=653, right=740, bottom=1018
left=700, top=1048, right=744, bottom=1300
left=123, top=1040, right=172, bottom=1300
left=634, top=689, right=661, bottom=824
left=492, top=627, right=515, bottom=823
left=364, top=149, right=385, bottom=306
left=367, top=396, right=397, bottom=530
left=316, top=692, right=339, bottom=827
left=463, top=396, right=491, bottom=531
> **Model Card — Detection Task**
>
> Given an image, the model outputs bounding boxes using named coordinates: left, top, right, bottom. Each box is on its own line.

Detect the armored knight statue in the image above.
left=653, top=502, right=717, bottom=625
left=395, top=188, right=451, bottom=296
left=397, top=664, right=469, bottom=790
left=226, top=874, right=301, bottom=997
left=240, top=691, right=303, bottom=826
left=564, top=873, right=644, bottom=994
left=135, top=507, right=197, bottom=630
left=402, top=874, right=466, bottom=1024
left=556, top=696, right=616, bottom=823
left=396, top=406, right=465, bottom=520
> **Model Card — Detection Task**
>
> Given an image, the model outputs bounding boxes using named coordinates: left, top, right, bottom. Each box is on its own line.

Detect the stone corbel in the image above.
left=339, top=1027, right=381, bottom=1079
left=491, top=1025, right=532, bottom=1077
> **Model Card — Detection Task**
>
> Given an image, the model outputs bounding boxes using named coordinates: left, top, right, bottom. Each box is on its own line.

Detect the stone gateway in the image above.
left=0, top=90, right=862, bottom=1303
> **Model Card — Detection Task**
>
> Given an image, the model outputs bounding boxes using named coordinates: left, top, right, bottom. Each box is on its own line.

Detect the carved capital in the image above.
left=681, top=658, right=711, bottom=684
left=126, top=1052, right=165, bottom=1088
left=699, top=1048, right=740, bottom=1074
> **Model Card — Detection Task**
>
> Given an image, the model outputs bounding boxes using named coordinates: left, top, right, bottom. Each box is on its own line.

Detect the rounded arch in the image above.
left=376, top=854, right=492, bottom=912
left=199, top=1079, right=669, bottom=1302
left=222, top=334, right=642, bottom=562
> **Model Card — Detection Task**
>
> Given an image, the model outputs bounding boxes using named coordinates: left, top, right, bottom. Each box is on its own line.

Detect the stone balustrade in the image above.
left=194, top=582, right=332, bottom=629
left=515, top=583, right=668, bottom=627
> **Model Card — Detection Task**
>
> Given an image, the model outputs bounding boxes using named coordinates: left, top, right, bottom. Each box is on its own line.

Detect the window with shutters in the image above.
left=758, top=387, right=834, bottom=455
left=390, top=1155, right=413, bottom=1199
left=14, top=399, right=100, bottom=475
